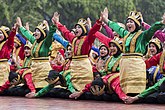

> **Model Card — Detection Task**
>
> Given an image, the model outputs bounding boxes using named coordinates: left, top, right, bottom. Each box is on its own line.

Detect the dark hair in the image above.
left=150, top=42, right=163, bottom=54
left=126, top=18, right=141, bottom=33
left=8, top=71, right=18, bottom=82
left=109, top=42, right=122, bottom=58
left=36, top=29, right=48, bottom=43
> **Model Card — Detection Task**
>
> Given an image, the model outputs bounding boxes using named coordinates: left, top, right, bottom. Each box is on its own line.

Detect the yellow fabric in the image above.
left=70, top=56, right=93, bottom=91
left=49, top=41, right=63, bottom=60
left=31, top=57, right=51, bottom=88
left=120, top=55, right=146, bottom=94
left=0, top=41, right=6, bottom=51
left=0, top=59, right=10, bottom=85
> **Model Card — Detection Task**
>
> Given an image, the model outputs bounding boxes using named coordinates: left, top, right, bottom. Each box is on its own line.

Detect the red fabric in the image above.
left=82, top=83, right=91, bottom=93
left=58, top=49, right=64, bottom=58
left=102, top=73, right=127, bottom=100
left=0, top=80, right=11, bottom=92
left=145, top=52, right=162, bottom=69
left=51, top=64, right=63, bottom=72
left=56, top=20, right=101, bottom=55
left=18, top=44, right=25, bottom=60
left=0, top=29, right=16, bottom=59
left=19, top=69, right=36, bottom=93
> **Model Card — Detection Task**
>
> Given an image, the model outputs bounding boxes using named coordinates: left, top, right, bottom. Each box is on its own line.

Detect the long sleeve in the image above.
left=141, top=22, right=164, bottom=43
left=35, top=84, right=55, bottom=97
left=145, top=52, right=161, bottom=69
left=65, top=73, right=76, bottom=93
left=142, top=22, right=165, bottom=42
left=16, top=34, right=26, bottom=45
left=154, top=30, right=165, bottom=42
left=108, top=20, right=128, bottom=38
left=53, top=33, right=69, bottom=48
left=56, top=22, right=75, bottom=43
left=7, top=28, right=16, bottom=51
left=51, top=64, right=63, bottom=72
left=103, top=24, right=114, bottom=39
left=19, top=27, right=35, bottom=44
left=82, top=83, right=91, bottom=92
left=0, top=80, right=11, bottom=91
left=138, top=77, right=165, bottom=98
left=24, top=73, right=36, bottom=93
left=44, top=25, right=56, bottom=48
left=142, top=22, right=151, bottom=30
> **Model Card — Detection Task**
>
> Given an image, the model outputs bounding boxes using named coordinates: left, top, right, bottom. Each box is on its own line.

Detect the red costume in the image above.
left=82, top=73, right=127, bottom=100
left=0, top=68, right=36, bottom=93
left=0, top=29, right=16, bottom=59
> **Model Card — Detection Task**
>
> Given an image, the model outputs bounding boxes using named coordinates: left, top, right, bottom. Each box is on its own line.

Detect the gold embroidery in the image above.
left=31, top=40, right=44, bottom=57
left=123, top=30, right=143, bottom=53
left=0, top=41, right=6, bottom=51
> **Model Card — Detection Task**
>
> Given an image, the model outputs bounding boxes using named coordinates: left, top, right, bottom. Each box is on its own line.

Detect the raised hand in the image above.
left=101, top=7, right=109, bottom=23
left=87, top=17, right=92, bottom=29
left=16, top=17, right=23, bottom=27
left=52, top=12, right=60, bottom=25
left=43, top=20, right=49, bottom=31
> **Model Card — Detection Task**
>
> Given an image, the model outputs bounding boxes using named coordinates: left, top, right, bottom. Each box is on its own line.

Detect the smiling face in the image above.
left=24, top=46, right=31, bottom=57
left=75, top=25, right=83, bottom=37
left=65, top=45, right=72, bottom=59
left=34, top=29, right=41, bottom=40
left=0, top=30, right=5, bottom=42
left=149, top=43, right=158, bottom=56
left=109, top=43, right=118, bottom=56
left=99, top=46, right=108, bottom=57
left=126, top=19, right=136, bottom=33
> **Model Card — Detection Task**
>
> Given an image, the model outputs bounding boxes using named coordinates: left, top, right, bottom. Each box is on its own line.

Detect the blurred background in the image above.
left=0, top=0, right=164, bottom=31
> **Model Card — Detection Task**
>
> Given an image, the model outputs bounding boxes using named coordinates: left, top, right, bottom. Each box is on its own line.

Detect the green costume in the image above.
left=35, top=70, right=76, bottom=97
left=19, top=25, right=56, bottom=57
left=138, top=77, right=165, bottom=98
left=108, top=21, right=164, bottom=54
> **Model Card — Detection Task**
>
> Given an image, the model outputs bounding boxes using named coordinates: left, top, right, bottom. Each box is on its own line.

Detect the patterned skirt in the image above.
left=70, top=55, right=93, bottom=91
left=120, top=53, right=146, bottom=94
left=0, top=59, right=9, bottom=85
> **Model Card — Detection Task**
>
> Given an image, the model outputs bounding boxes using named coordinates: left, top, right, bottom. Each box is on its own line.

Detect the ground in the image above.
left=0, top=96, right=164, bottom=110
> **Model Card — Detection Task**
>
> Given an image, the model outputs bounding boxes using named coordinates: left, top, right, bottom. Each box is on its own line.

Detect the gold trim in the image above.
left=153, top=66, right=159, bottom=83
left=31, top=40, right=44, bottom=57
left=23, top=57, right=32, bottom=68
left=123, top=30, right=142, bottom=53
left=21, top=69, right=32, bottom=79
left=105, top=56, right=112, bottom=72
left=107, top=73, right=120, bottom=93
left=45, top=77, right=60, bottom=85
left=112, top=57, right=121, bottom=72
left=128, top=16, right=140, bottom=26
left=159, top=50, right=165, bottom=74
left=0, top=29, right=9, bottom=38
left=0, top=41, right=6, bottom=51
left=71, top=36, right=86, bottom=56
left=0, top=59, right=8, bottom=62
left=72, top=55, right=88, bottom=59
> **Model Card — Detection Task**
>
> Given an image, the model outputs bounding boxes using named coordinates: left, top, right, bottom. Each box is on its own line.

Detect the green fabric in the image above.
left=35, top=84, right=55, bottom=97
left=100, top=54, right=121, bottom=76
left=108, top=21, right=164, bottom=54
left=20, top=25, right=56, bottom=57
left=60, top=71, right=76, bottom=93
left=107, top=54, right=121, bottom=72
left=35, top=70, right=76, bottom=97
left=138, top=77, right=165, bottom=98
left=23, top=56, right=32, bottom=68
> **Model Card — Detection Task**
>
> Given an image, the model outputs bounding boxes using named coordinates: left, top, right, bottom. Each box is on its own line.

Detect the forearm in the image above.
left=24, top=74, right=36, bottom=93
left=16, top=34, right=26, bottom=45
left=19, top=27, right=35, bottom=44
left=35, top=84, right=55, bottom=97
left=138, top=77, right=165, bottom=98
left=53, top=33, right=69, bottom=48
